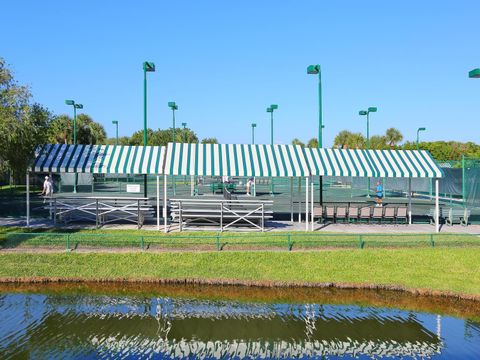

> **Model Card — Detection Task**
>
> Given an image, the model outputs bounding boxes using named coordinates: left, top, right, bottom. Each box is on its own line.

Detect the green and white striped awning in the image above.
left=303, top=148, right=444, bottom=178
left=32, top=144, right=166, bottom=174
left=164, top=143, right=309, bottom=177
left=31, top=143, right=444, bottom=178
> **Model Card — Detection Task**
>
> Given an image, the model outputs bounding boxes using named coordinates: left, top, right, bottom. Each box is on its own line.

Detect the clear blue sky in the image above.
left=1, top=0, right=479, bottom=146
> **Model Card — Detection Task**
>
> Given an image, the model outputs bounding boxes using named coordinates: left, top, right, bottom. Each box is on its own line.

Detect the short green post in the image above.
left=359, top=235, right=364, bottom=249
left=140, top=236, right=145, bottom=251
left=66, top=234, right=70, bottom=252
left=430, top=234, right=435, bottom=247
left=216, top=235, right=221, bottom=251
left=287, top=234, right=292, bottom=251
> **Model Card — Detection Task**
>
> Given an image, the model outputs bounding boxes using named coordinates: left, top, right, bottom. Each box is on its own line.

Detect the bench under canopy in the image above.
left=26, top=143, right=445, bottom=232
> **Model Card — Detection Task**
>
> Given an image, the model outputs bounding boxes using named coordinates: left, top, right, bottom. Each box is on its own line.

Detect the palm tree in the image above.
left=47, top=115, right=73, bottom=144
left=76, top=114, right=106, bottom=144
left=291, top=138, right=305, bottom=147
left=201, top=137, right=218, bottom=144
left=333, top=130, right=353, bottom=149
left=385, top=128, right=403, bottom=148
left=369, top=135, right=388, bottom=150
left=307, top=138, right=319, bottom=148
left=347, top=132, right=366, bottom=149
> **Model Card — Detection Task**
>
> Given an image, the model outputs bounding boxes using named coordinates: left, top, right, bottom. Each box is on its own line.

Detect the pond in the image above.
left=0, top=283, right=479, bottom=359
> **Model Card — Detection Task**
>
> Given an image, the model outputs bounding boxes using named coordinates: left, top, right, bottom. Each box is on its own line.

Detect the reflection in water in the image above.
left=0, top=290, right=479, bottom=359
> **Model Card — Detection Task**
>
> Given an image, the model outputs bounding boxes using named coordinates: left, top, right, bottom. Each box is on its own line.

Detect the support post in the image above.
left=95, top=199, right=99, bottom=229
left=163, top=174, right=168, bottom=233
left=305, top=176, right=309, bottom=231
left=179, top=200, right=183, bottom=232
left=435, top=178, right=440, bottom=233
left=26, top=172, right=30, bottom=227
left=290, top=177, right=293, bottom=222
left=220, top=202, right=223, bottom=232
left=156, top=175, right=160, bottom=230
left=310, top=176, right=314, bottom=231
left=408, top=177, right=412, bottom=225
left=191, top=175, right=195, bottom=196
left=261, top=203, right=265, bottom=231
left=319, top=176, right=323, bottom=205
left=137, top=199, right=141, bottom=229
left=298, top=200, right=301, bottom=224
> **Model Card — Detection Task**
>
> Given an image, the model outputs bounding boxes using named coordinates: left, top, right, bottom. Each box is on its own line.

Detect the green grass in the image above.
left=1, top=248, right=479, bottom=296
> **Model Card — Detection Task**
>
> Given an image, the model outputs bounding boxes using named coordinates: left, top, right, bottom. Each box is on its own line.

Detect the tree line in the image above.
left=0, top=57, right=219, bottom=184
left=292, top=128, right=480, bottom=161
left=1, top=56, right=479, bottom=184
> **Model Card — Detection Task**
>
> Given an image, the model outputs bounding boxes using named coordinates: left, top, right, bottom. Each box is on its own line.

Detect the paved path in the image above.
left=2, top=217, right=479, bottom=234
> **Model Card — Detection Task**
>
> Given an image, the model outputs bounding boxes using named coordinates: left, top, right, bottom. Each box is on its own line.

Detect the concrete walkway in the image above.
left=2, top=217, right=480, bottom=234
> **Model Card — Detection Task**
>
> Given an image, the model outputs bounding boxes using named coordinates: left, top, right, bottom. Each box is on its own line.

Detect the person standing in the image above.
left=246, top=177, right=255, bottom=196
left=40, top=175, right=53, bottom=203
left=375, top=181, right=383, bottom=207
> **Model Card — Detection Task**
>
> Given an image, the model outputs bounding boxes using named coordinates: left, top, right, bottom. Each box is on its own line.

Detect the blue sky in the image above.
left=1, top=1, right=479, bottom=146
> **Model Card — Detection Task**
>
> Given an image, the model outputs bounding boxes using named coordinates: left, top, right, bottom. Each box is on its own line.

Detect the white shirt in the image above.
left=44, top=180, right=53, bottom=196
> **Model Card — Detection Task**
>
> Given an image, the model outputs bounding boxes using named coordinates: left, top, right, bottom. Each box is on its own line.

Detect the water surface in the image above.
left=0, top=284, right=479, bottom=359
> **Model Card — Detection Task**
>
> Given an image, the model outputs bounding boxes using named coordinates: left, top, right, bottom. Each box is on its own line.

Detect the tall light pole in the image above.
left=358, top=107, right=377, bottom=149
left=359, top=107, right=377, bottom=198
left=112, top=120, right=119, bottom=145
left=251, top=123, right=256, bottom=144
left=182, top=122, right=187, bottom=143
left=308, top=64, right=324, bottom=205
left=65, top=100, right=83, bottom=193
left=469, top=68, right=480, bottom=78
left=143, top=61, right=155, bottom=198
left=307, top=64, right=323, bottom=147
left=416, top=127, right=426, bottom=150
left=266, top=104, right=278, bottom=145
left=266, top=105, right=277, bottom=196
left=168, top=102, right=178, bottom=142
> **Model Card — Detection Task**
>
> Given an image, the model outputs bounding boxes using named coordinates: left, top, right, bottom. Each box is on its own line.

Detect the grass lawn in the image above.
left=1, top=248, right=479, bottom=297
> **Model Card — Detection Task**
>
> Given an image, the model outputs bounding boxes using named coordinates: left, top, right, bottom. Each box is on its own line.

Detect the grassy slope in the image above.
left=1, top=248, right=479, bottom=296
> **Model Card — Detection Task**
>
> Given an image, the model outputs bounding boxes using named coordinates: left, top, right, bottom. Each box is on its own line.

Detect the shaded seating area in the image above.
left=303, top=148, right=444, bottom=232
left=26, top=143, right=446, bottom=232
left=27, top=144, right=167, bottom=230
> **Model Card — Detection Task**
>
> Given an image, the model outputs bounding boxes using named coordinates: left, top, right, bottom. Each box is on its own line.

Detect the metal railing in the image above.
left=1, top=232, right=479, bottom=252
left=48, top=197, right=153, bottom=229
left=170, top=198, right=273, bottom=232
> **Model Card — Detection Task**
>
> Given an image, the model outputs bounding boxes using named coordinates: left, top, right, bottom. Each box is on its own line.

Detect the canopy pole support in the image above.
left=408, top=177, right=412, bottom=225
left=26, top=171, right=30, bottom=227
left=156, top=175, right=160, bottom=230
left=164, top=174, right=168, bottom=233
left=310, top=176, right=314, bottom=231
left=435, top=178, right=440, bottom=233
left=305, top=176, right=309, bottom=231
left=290, top=177, right=293, bottom=222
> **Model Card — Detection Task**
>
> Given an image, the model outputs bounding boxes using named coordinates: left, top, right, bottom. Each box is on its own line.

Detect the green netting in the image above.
left=464, top=158, right=480, bottom=207
left=51, top=157, right=480, bottom=213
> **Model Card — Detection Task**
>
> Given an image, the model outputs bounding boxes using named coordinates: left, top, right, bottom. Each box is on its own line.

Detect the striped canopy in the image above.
left=303, top=148, right=444, bottom=178
left=32, top=144, right=166, bottom=175
left=30, top=143, right=444, bottom=178
left=164, top=143, right=309, bottom=177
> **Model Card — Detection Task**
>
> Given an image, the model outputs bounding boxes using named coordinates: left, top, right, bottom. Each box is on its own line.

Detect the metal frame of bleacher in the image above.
left=169, top=198, right=273, bottom=231
left=48, top=196, right=154, bottom=229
